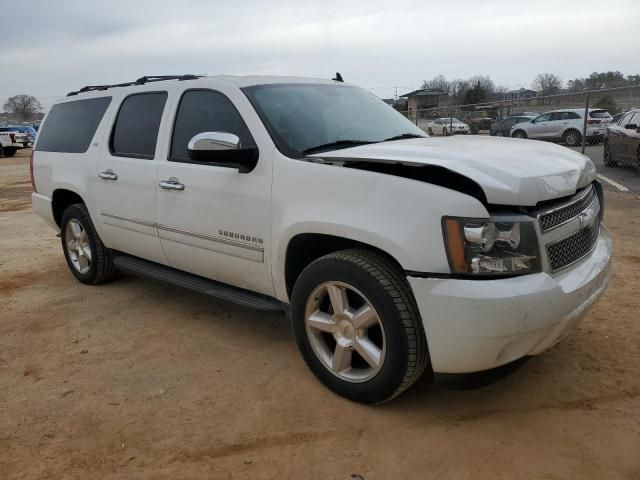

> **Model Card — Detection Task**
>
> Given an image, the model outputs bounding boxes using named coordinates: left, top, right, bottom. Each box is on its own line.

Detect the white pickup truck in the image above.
left=31, top=75, right=611, bottom=403
left=0, top=130, right=27, bottom=157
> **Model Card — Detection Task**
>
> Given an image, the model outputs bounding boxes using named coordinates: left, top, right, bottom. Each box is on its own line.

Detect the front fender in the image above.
left=270, top=154, right=489, bottom=301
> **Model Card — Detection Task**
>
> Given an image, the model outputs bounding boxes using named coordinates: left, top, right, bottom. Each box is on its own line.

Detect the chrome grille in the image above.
left=547, top=223, right=600, bottom=271
left=539, top=186, right=596, bottom=232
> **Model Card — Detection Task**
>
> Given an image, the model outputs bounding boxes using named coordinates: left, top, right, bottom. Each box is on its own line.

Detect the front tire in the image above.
left=291, top=249, right=430, bottom=404
left=512, top=130, right=527, bottom=139
left=60, top=203, right=116, bottom=285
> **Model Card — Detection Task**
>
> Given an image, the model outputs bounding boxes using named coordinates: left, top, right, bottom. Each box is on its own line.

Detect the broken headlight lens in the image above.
left=442, top=216, right=541, bottom=276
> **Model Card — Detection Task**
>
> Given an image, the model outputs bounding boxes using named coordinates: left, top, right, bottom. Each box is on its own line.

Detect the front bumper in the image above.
left=408, top=227, right=612, bottom=373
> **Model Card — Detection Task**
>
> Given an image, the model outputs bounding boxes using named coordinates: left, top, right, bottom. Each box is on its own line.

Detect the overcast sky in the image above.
left=1, top=0, right=639, bottom=110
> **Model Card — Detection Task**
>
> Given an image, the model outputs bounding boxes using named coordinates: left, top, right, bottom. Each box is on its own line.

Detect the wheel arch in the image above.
left=282, top=232, right=406, bottom=301
left=52, top=188, right=85, bottom=227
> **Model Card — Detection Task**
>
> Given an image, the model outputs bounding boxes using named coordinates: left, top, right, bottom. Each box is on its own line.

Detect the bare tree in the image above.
left=420, top=75, right=450, bottom=94
left=532, top=73, right=563, bottom=96
left=3, top=94, right=43, bottom=121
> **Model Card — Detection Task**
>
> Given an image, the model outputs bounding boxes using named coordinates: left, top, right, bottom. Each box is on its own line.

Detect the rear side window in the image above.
left=590, top=110, right=612, bottom=119
left=35, top=97, right=112, bottom=153
left=169, top=89, right=255, bottom=162
left=111, top=92, right=167, bottom=159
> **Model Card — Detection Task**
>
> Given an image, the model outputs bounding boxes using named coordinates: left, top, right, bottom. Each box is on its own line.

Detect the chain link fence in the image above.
left=399, top=84, right=640, bottom=194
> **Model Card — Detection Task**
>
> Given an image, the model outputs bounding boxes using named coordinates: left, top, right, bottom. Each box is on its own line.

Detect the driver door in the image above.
left=155, top=88, right=274, bottom=296
left=529, top=113, right=553, bottom=139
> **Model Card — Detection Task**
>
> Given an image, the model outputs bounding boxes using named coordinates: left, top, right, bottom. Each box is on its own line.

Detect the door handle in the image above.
left=98, top=170, right=118, bottom=181
left=159, top=178, right=185, bottom=191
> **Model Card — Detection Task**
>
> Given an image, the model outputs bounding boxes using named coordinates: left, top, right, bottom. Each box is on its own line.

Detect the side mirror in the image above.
left=624, top=123, right=638, bottom=130
left=187, top=131, right=258, bottom=173
left=188, top=131, right=241, bottom=151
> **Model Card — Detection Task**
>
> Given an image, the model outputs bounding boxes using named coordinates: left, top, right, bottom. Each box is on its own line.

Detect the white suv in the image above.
left=31, top=75, right=611, bottom=403
left=511, top=108, right=612, bottom=146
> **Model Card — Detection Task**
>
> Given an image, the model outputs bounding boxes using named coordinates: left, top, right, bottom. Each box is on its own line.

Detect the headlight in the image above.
left=442, top=216, right=541, bottom=276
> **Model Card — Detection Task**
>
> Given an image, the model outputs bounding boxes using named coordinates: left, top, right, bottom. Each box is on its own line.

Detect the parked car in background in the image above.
left=490, top=114, right=537, bottom=137
left=611, top=112, right=625, bottom=125
left=0, top=131, right=28, bottom=157
left=427, top=117, right=470, bottom=136
left=511, top=109, right=612, bottom=146
left=604, top=109, right=640, bottom=168
left=0, top=128, right=29, bottom=155
left=0, top=125, right=36, bottom=146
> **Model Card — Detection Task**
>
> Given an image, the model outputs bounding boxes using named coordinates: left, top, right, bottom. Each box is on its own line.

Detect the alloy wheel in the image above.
left=304, top=281, right=386, bottom=383
left=65, top=219, right=92, bottom=274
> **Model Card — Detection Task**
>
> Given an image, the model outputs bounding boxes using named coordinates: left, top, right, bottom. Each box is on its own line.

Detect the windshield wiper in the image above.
left=302, top=140, right=375, bottom=155
left=382, top=133, right=426, bottom=142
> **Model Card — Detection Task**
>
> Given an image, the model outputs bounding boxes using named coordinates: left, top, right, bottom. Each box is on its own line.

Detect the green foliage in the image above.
left=594, top=95, right=618, bottom=113
left=462, top=82, right=487, bottom=105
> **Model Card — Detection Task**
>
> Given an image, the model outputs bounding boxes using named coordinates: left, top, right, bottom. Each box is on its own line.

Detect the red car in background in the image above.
left=604, top=109, right=640, bottom=168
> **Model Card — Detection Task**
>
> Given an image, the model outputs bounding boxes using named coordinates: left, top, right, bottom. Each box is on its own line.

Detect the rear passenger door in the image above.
left=95, top=91, right=169, bottom=265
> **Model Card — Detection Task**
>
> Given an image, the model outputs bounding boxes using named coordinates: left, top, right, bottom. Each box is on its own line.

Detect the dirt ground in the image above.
left=1, top=149, right=640, bottom=480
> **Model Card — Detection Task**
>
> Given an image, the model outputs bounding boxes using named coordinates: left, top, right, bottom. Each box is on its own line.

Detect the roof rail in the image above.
left=67, top=74, right=202, bottom=97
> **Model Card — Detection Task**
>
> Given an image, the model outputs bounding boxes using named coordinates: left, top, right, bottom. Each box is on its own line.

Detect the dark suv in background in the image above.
left=604, top=109, right=640, bottom=168
left=490, top=114, right=537, bottom=137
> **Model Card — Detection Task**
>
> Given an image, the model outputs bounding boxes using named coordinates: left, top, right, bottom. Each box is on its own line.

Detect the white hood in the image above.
left=310, top=136, right=597, bottom=206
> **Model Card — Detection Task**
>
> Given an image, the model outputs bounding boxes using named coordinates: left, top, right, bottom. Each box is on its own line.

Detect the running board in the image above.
left=113, top=255, right=283, bottom=312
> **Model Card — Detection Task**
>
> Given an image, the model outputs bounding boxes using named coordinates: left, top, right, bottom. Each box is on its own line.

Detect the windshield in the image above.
left=242, top=83, right=425, bottom=157
left=440, top=118, right=462, bottom=123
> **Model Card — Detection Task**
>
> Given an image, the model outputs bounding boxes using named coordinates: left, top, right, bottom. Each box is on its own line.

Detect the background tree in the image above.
left=594, top=95, right=619, bottom=113
left=3, top=94, right=43, bottom=121
left=462, top=81, right=488, bottom=105
left=420, top=74, right=450, bottom=93
left=532, top=73, right=563, bottom=96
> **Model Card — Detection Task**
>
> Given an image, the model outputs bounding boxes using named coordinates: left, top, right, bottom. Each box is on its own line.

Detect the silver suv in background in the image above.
left=510, top=109, right=612, bottom=146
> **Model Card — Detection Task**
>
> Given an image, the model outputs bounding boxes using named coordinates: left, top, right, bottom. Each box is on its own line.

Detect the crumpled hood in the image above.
left=309, top=136, right=597, bottom=206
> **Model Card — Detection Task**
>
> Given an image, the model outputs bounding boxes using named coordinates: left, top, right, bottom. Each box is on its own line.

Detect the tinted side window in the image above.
left=35, top=97, right=112, bottom=153
left=170, top=90, right=255, bottom=161
left=535, top=113, right=551, bottom=122
left=504, top=118, right=517, bottom=127
left=566, top=112, right=581, bottom=120
left=111, top=92, right=167, bottom=159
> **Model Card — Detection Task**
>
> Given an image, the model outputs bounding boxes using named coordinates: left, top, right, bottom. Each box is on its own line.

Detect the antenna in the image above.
left=332, top=72, right=344, bottom=82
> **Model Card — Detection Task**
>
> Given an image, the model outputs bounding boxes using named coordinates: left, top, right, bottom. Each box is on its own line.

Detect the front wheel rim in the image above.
left=65, top=219, right=92, bottom=274
left=304, top=281, right=386, bottom=383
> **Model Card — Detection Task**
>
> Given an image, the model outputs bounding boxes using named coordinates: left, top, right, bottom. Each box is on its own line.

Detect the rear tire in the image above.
left=512, top=130, right=527, bottom=139
left=290, top=249, right=430, bottom=404
left=3, top=147, right=17, bottom=157
left=603, top=141, right=617, bottom=167
left=60, top=203, right=116, bottom=285
left=563, top=129, right=582, bottom=147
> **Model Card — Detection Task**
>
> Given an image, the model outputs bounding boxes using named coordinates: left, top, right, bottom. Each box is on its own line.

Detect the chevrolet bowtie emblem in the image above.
left=579, top=203, right=598, bottom=230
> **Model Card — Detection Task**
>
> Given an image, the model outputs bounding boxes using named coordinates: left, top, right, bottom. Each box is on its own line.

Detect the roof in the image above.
left=66, top=74, right=345, bottom=97
left=400, top=88, right=447, bottom=98
left=506, top=88, right=537, bottom=94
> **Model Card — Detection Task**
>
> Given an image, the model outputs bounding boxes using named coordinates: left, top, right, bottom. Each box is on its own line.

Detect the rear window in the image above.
left=36, top=97, right=112, bottom=153
left=110, top=92, right=167, bottom=159
left=590, top=110, right=612, bottom=119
